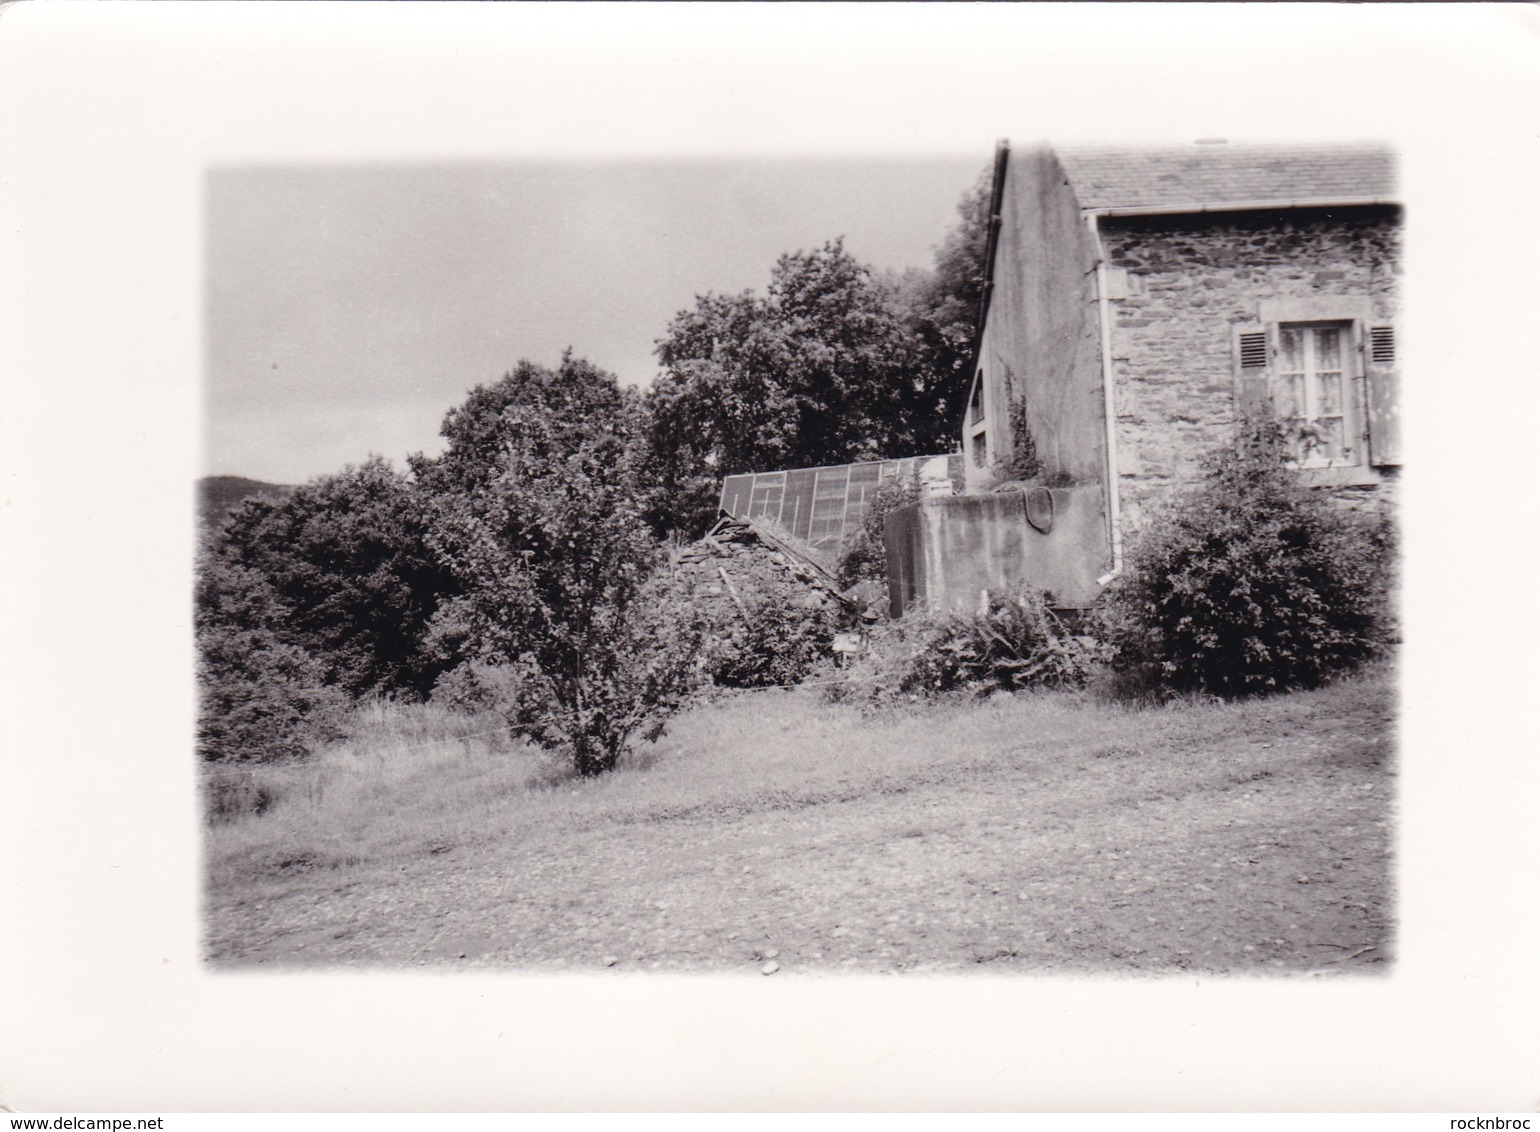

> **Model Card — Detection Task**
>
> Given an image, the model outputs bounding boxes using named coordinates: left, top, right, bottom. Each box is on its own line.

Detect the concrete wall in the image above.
left=884, top=486, right=1107, bottom=616
left=1101, top=206, right=1401, bottom=534
left=971, top=147, right=1110, bottom=494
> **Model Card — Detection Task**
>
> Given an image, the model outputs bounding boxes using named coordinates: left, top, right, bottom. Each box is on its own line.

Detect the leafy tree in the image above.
left=411, top=353, right=641, bottom=501
left=216, top=457, right=453, bottom=700
left=410, top=352, right=650, bottom=682
left=645, top=239, right=927, bottom=537
left=642, top=166, right=994, bottom=539
left=417, top=355, right=698, bottom=776
left=899, top=162, right=994, bottom=452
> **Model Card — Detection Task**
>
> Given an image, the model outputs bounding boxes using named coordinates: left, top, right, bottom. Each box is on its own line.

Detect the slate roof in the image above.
left=1055, top=143, right=1396, bottom=211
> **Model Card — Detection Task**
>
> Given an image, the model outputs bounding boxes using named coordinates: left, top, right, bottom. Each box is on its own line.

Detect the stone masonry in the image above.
left=1101, top=206, right=1401, bottom=534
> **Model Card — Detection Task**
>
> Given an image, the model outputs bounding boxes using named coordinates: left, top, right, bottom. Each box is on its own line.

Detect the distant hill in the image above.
left=198, top=475, right=296, bottom=528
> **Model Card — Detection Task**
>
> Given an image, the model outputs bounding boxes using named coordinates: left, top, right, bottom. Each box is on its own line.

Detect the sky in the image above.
left=205, top=157, right=984, bottom=484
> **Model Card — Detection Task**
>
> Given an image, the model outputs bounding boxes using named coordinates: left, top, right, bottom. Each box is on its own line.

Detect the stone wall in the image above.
left=1101, top=206, right=1401, bottom=534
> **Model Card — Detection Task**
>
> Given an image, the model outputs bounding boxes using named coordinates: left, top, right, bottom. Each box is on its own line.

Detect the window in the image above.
left=1233, top=304, right=1400, bottom=480
left=1276, top=322, right=1354, bottom=467
left=965, top=367, right=990, bottom=475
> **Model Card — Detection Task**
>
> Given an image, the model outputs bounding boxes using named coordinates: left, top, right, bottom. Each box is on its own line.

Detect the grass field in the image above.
left=204, top=664, right=1395, bottom=975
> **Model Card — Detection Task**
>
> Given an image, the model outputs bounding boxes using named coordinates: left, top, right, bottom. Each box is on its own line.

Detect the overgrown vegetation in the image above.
left=215, top=457, right=453, bottom=701
left=1098, top=421, right=1396, bottom=699
left=1002, top=395, right=1043, bottom=482
left=687, top=562, right=841, bottom=690
left=198, top=157, right=1395, bottom=796
left=835, top=477, right=921, bottom=587
left=998, top=368, right=1043, bottom=483
left=199, top=169, right=995, bottom=781
left=828, top=590, right=1101, bottom=703
left=195, top=549, right=349, bottom=765
left=899, top=594, right=1103, bottom=695
left=204, top=697, right=554, bottom=874
left=644, top=167, right=992, bottom=539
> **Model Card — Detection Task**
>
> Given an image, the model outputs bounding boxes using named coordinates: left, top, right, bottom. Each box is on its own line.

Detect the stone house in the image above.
left=890, top=139, right=1402, bottom=615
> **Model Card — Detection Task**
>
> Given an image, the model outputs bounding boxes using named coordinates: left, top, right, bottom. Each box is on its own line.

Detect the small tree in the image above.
left=433, top=594, right=705, bottom=779
left=1100, top=420, right=1394, bottom=698
left=418, top=355, right=698, bottom=776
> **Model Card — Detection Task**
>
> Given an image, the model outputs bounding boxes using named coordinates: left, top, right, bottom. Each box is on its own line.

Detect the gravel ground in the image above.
left=206, top=671, right=1394, bottom=976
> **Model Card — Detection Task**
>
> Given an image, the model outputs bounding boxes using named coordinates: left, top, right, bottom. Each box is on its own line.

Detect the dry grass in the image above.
left=205, top=663, right=1395, bottom=974
left=204, top=700, right=561, bottom=886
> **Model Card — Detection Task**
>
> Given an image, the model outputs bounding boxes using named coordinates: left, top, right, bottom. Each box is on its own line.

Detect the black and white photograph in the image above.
left=3, top=1, right=1538, bottom=1114
left=199, top=141, right=1400, bottom=977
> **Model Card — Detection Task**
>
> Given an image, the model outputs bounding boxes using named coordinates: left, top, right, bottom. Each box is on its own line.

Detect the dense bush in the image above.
left=898, top=592, right=1102, bottom=695
left=836, top=477, right=920, bottom=588
left=216, top=458, right=454, bottom=701
left=829, top=589, right=1100, bottom=702
left=1099, top=422, right=1395, bottom=699
left=195, top=549, right=348, bottom=764
left=661, top=546, right=843, bottom=689
left=702, top=585, right=840, bottom=689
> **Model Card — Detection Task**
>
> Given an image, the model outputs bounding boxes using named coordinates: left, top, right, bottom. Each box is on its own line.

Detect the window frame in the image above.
left=1234, top=298, right=1398, bottom=487
left=1273, top=319, right=1362, bottom=470
left=965, top=366, right=989, bottom=470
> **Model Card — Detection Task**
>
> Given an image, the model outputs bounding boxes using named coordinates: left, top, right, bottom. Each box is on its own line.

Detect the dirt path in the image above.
left=206, top=677, right=1393, bottom=975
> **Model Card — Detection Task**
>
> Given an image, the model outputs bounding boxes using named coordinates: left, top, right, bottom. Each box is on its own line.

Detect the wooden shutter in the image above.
left=1232, top=323, right=1272, bottom=424
left=1364, top=323, right=1401, bottom=466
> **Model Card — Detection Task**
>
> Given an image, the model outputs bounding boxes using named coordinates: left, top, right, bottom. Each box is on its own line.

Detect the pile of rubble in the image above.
left=670, top=514, right=885, bottom=620
left=665, top=514, right=889, bottom=678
